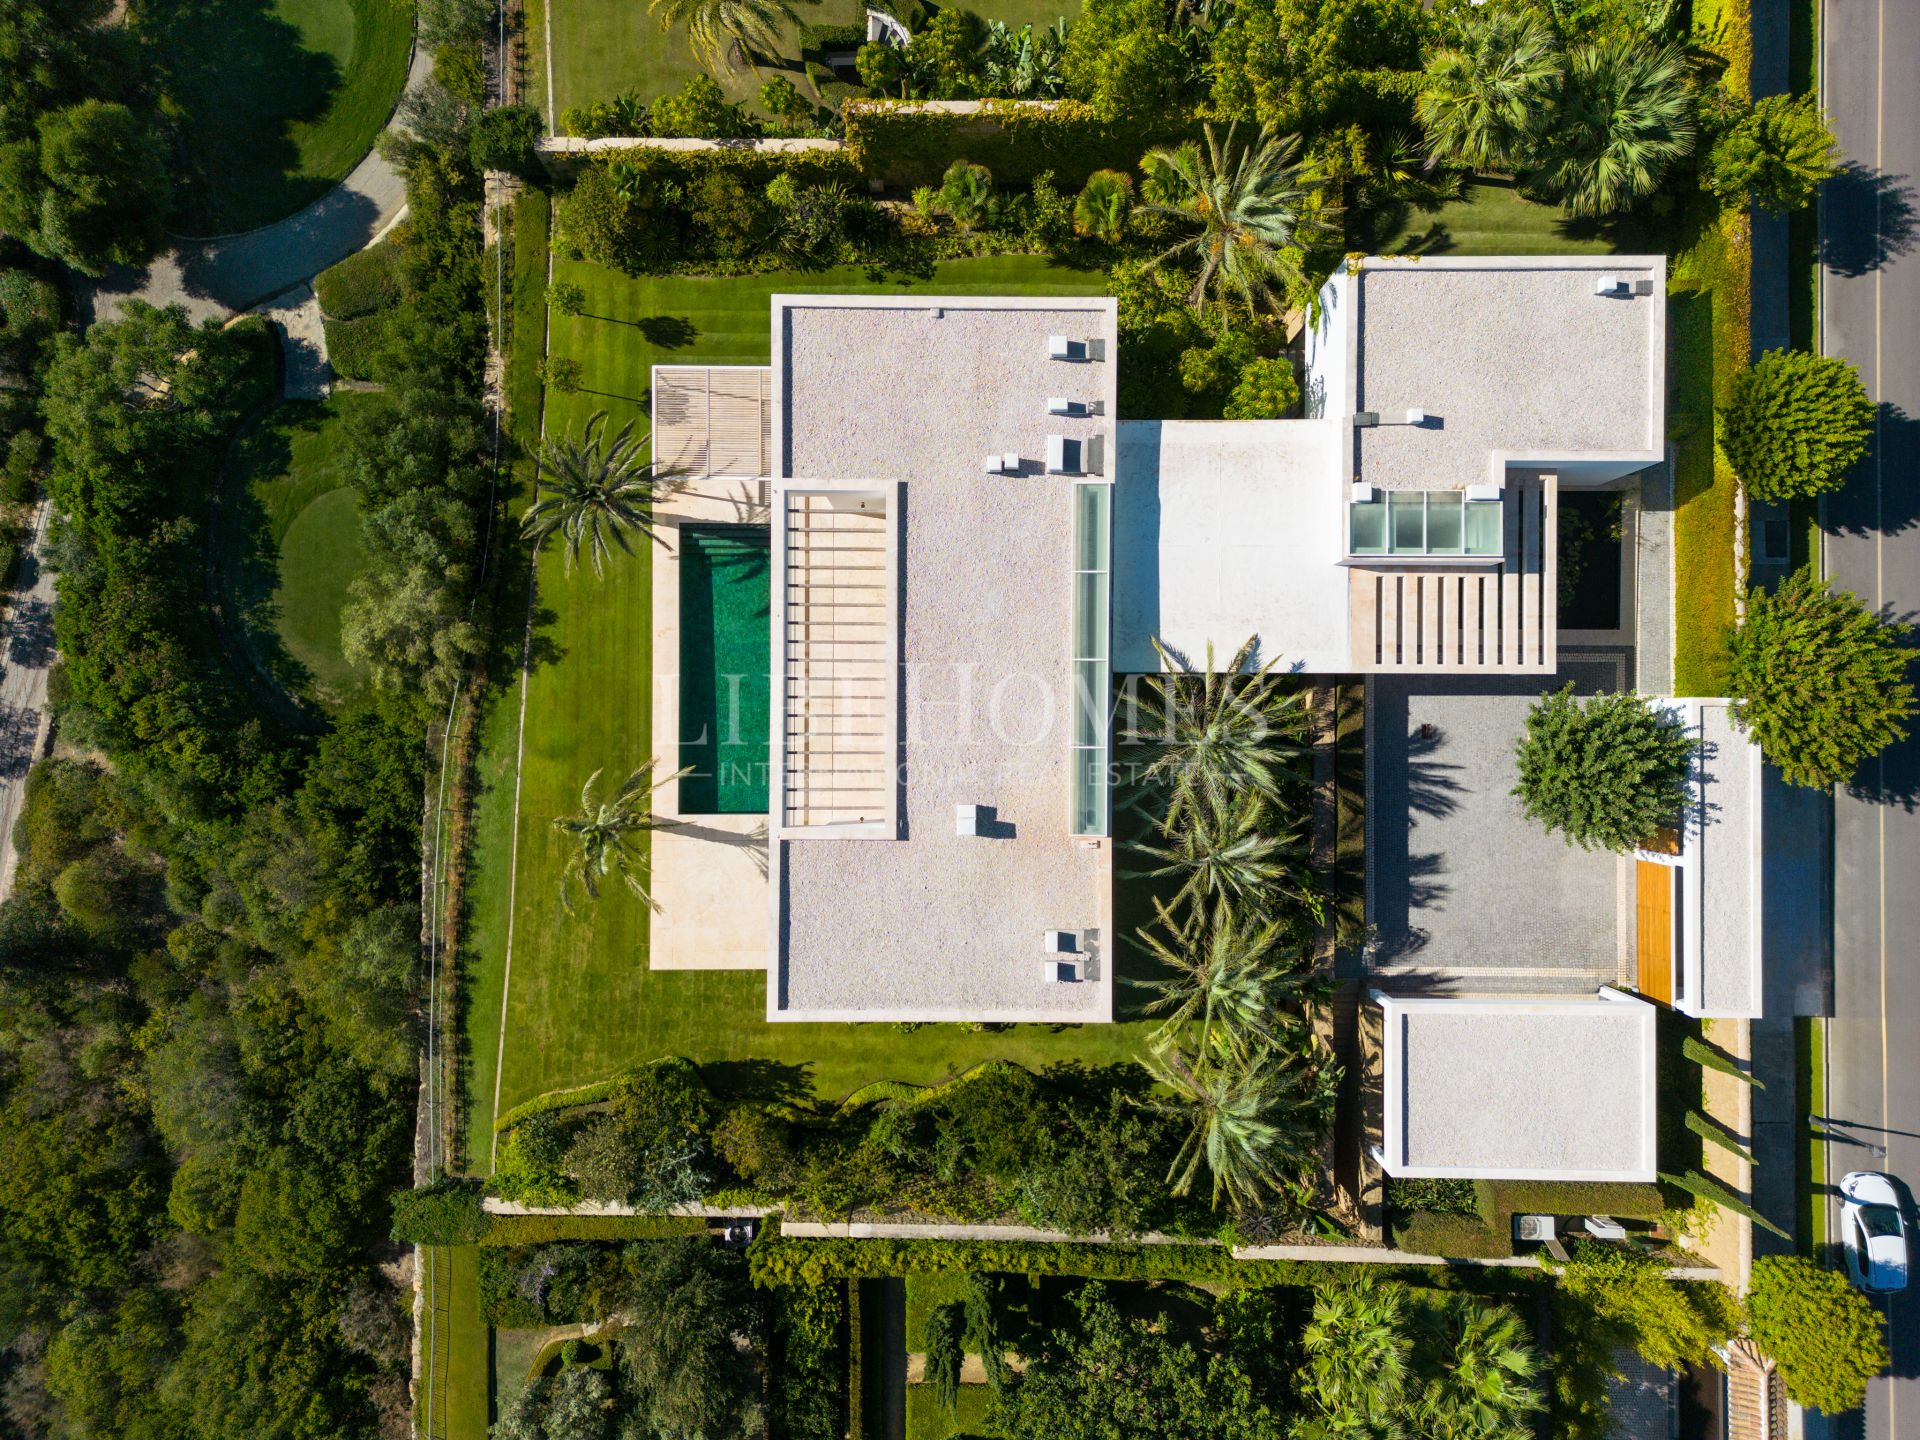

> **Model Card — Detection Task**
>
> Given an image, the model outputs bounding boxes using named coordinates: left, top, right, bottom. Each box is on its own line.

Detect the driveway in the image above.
left=81, top=39, right=433, bottom=328
left=0, top=502, right=60, bottom=904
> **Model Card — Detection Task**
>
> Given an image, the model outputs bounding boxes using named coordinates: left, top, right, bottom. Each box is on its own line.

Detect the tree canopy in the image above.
left=1721, top=347, right=1875, bottom=502
left=1513, top=685, right=1697, bottom=852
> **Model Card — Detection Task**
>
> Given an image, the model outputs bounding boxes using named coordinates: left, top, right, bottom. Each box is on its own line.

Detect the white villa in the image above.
left=642, top=258, right=1781, bottom=1184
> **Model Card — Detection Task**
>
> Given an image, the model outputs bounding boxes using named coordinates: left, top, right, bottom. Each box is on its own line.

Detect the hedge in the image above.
left=315, top=235, right=408, bottom=320
left=1393, top=1211, right=1512, bottom=1260
left=746, top=1236, right=1446, bottom=1289
left=842, top=99, right=1194, bottom=189
left=478, top=1213, right=711, bottom=1246
left=391, top=1179, right=488, bottom=1245
left=1391, top=1179, right=1668, bottom=1260
left=322, top=312, right=392, bottom=382
left=835, top=1060, right=1022, bottom=1115
left=494, top=1057, right=708, bottom=1132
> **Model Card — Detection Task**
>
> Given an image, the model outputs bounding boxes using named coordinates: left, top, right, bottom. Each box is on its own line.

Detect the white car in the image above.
left=1840, top=1171, right=1910, bottom=1294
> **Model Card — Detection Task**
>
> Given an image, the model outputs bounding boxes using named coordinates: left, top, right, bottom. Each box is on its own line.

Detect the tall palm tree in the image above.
left=1120, top=635, right=1309, bottom=829
left=1133, top=790, right=1318, bottom=924
left=1139, top=123, right=1332, bottom=314
left=523, top=411, right=680, bottom=578
left=1140, top=1040, right=1335, bottom=1212
left=1131, top=897, right=1325, bottom=1057
left=1417, top=9, right=1564, bottom=172
left=1294, top=1279, right=1414, bottom=1440
left=648, top=0, right=812, bottom=74
left=553, top=760, right=689, bottom=913
left=1535, top=37, right=1697, bottom=218
left=1412, top=1296, right=1544, bottom=1440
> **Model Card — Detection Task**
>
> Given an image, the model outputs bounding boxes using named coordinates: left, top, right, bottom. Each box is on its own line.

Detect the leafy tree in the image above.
left=43, top=1288, right=185, bottom=1440
left=1726, top=565, right=1914, bottom=787
left=1708, top=92, right=1840, bottom=212
left=1720, top=347, right=1874, bottom=501
left=389, top=1178, right=488, bottom=1245
left=1017, top=1090, right=1174, bottom=1237
left=1418, top=8, right=1563, bottom=172
left=1120, top=634, right=1309, bottom=828
left=906, top=9, right=987, bottom=98
left=1141, top=123, right=1331, bottom=313
left=1554, top=1241, right=1740, bottom=1372
left=1062, top=0, right=1201, bottom=122
left=540, top=355, right=583, bottom=392
left=470, top=103, right=544, bottom=173
left=1224, top=356, right=1300, bottom=418
left=923, top=1299, right=965, bottom=1413
left=0, top=100, right=171, bottom=274
left=1140, top=1039, right=1334, bottom=1212
left=1512, top=685, right=1696, bottom=852
left=341, top=561, right=486, bottom=704
left=1073, top=168, right=1132, bottom=241
left=1295, top=1277, right=1412, bottom=1436
left=855, top=40, right=909, bottom=98
left=650, top=71, right=757, bottom=138
left=1746, top=1255, right=1889, bottom=1413
left=524, top=411, right=679, bottom=576
left=50, top=845, right=146, bottom=946
left=647, top=0, right=814, bottom=74
left=991, top=1285, right=1276, bottom=1440
left=617, top=1240, right=764, bottom=1440
left=553, top=761, right=687, bottom=912
left=548, top=279, right=587, bottom=315
left=1209, top=0, right=1428, bottom=135
left=1535, top=37, right=1696, bottom=217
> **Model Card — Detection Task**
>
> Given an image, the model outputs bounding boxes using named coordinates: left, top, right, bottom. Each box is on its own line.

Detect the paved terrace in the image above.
left=1364, top=652, right=1635, bottom=993
left=1352, top=258, right=1665, bottom=491
left=768, top=295, right=1118, bottom=1022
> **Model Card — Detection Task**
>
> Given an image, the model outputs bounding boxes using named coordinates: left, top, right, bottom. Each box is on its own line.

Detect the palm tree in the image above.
left=523, top=411, right=680, bottom=578
left=1073, top=169, right=1133, bottom=242
left=1139, top=123, right=1332, bottom=314
left=1412, top=1296, right=1544, bottom=1440
left=1120, top=635, right=1309, bottom=829
left=1131, top=897, right=1325, bottom=1057
left=648, top=0, right=812, bottom=74
left=1133, top=790, right=1318, bottom=924
left=554, top=761, right=689, bottom=913
left=1141, top=1039, right=1335, bottom=1211
left=1417, top=9, right=1564, bottom=173
left=1294, top=1279, right=1414, bottom=1439
left=1535, top=36, right=1697, bottom=218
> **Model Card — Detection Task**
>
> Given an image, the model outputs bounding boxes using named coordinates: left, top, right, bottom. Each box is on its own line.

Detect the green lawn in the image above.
left=142, top=0, right=414, bottom=234
left=906, top=1383, right=999, bottom=1440
left=1364, top=179, right=1618, bottom=258
left=418, top=1246, right=492, bottom=1440
left=218, top=393, right=374, bottom=708
left=459, top=254, right=1151, bottom=1170
left=545, top=0, right=1074, bottom=118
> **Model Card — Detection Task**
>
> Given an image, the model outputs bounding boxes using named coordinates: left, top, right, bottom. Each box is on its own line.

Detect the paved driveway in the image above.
left=0, top=502, right=59, bottom=904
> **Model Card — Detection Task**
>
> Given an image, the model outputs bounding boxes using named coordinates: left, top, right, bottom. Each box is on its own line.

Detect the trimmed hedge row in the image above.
left=1391, top=1179, right=1668, bottom=1259
left=747, top=1235, right=1446, bottom=1290
left=842, top=99, right=1193, bottom=189
left=478, top=1213, right=711, bottom=1246
left=322, top=312, right=392, bottom=381
left=834, top=1059, right=1021, bottom=1114
left=315, top=234, right=408, bottom=319
left=494, top=1057, right=704, bottom=1132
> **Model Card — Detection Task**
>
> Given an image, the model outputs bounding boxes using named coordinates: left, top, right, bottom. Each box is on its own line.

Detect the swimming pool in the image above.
left=678, top=525, right=771, bottom=814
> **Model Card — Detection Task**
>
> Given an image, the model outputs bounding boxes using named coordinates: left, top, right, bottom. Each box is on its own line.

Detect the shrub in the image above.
left=908, top=9, right=986, bottom=98
left=323, top=312, right=395, bottom=382
left=779, top=182, right=854, bottom=263
left=471, top=104, right=545, bottom=174
left=539, top=356, right=582, bottom=393
left=760, top=75, right=810, bottom=126
left=843, top=98, right=1192, bottom=190
left=1178, top=328, right=1258, bottom=411
left=1385, top=1177, right=1477, bottom=1218
left=480, top=1214, right=710, bottom=1246
left=547, top=279, right=585, bottom=316
left=1553, top=1241, right=1740, bottom=1371
left=315, top=239, right=407, bottom=320
left=650, top=73, right=759, bottom=139
left=1072, top=169, right=1132, bottom=241
left=1726, top=565, right=1914, bottom=788
left=390, top=1178, right=489, bottom=1245
left=1022, top=170, right=1074, bottom=250
left=1512, top=685, right=1696, bottom=853
left=1223, top=357, right=1300, bottom=419
left=856, top=42, right=909, bottom=98
left=936, top=159, right=995, bottom=230
left=1746, top=1255, right=1889, bottom=1412
left=1720, top=348, right=1875, bottom=501
left=1708, top=93, right=1839, bottom=213
left=560, top=91, right=647, bottom=139
left=3, top=428, right=41, bottom=502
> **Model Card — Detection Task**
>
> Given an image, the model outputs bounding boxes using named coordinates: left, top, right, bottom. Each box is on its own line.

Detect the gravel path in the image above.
left=0, top=502, right=59, bottom=905
left=81, top=40, right=433, bottom=329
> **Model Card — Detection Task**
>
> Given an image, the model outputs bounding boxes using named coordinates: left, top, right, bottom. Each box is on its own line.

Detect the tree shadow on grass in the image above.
left=702, top=1057, right=815, bottom=1105
left=138, top=0, right=344, bottom=235
left=639, top=315, right=698, bottom=348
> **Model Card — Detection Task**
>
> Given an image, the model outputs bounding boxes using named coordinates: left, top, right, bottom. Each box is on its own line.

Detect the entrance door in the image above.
left=1635, top=860, right=1674, bottom=1004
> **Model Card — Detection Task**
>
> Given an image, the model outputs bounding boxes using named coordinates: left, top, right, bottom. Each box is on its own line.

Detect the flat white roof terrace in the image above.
left=767, top=295, right=1118, bottom=1022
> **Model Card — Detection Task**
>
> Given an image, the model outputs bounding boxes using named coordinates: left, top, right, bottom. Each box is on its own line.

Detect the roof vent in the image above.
left=1594, top=274, right=1629, bottom=297
left=1353, top=411, right=1381, bottom=428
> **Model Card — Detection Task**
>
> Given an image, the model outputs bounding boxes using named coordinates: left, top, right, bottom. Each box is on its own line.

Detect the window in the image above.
left=1071, top=483, right=1110, bottom=836
left=1350, top=490, right=1503, bottom=558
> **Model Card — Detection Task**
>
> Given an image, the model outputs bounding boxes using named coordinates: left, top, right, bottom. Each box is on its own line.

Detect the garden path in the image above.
left=0, top=501, right=60, bottom=905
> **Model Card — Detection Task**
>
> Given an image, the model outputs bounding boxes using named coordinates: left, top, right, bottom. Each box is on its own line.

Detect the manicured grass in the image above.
left=1798, top=1017, right=1826, bottom=1255
left=218, top=393, right=376, bottom=708
left=459, top=254, right=1143, bottom=1170
left=144, top=0, right=414, bottom=234
left=1365, top=179, right=1617, bottom=258
left=491, top=1328, right=552, bottom=1417
left=906, top=1383, right=999, bottom=1440
left=418, top=1246, right=492, bottom=1440
left=904, top=1272, right=974, bottom=1352
left=546, top=0, right=1073, bottom=117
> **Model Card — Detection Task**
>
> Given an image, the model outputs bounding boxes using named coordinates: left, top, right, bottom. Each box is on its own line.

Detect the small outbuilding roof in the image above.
left=1374, top=989, right=1658, bottom=1182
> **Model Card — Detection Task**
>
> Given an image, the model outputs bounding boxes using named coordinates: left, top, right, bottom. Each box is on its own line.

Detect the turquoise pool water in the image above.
left=678, top=525, right=771, bottom=814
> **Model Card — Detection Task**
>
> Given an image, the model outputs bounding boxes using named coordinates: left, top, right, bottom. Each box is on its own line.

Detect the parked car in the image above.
left=1840, top=1171, right=1910, bottom=1293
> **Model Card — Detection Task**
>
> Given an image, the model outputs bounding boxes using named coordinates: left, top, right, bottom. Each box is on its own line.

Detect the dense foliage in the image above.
left=1707, top=93, right=1840, bottom=212
left=1726, top=565, right=1915, bottom=788
left=1721, top=347, right=1876, bottom=501
left=1554, top=1242, right=1741, bottom=1373
left=1512, top=685, right=1696, bottom=852
left=1746, top=1255, right=1891, bottom=1414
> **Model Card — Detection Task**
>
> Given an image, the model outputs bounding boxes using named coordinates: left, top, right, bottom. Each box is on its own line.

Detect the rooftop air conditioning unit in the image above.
left=1595, top=274, right=1628, bottom=296
left=1514, top=1214, right=1556, bottom=1245
left=1353, top=411, right=1381, bottom=428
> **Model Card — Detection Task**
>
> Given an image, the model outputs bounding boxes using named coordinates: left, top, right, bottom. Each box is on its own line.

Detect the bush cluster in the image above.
left=845, top=98, right=1193, bottom=189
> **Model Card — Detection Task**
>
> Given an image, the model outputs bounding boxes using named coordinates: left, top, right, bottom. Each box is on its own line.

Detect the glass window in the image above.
left=1350, top=499, right=1386, bottom=553
left=1073, top=483, right=1109, bottom=571
left=1864, top=1205, right=1904, bottom=1239
left=1072, top=661, right=1106, bottom=747
left=1466, top=499, right=1504, bottom=555
left=1072, top=748, right=1107, bottom=833
left=1426, top=492, right=1463, bottom=552
left=1390, top=491, right=1427, bottom=552
left=1074, top=572, right=1108, bottom=660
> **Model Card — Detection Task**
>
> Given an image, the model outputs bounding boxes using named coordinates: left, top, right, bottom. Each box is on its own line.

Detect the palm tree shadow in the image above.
left=1822, top=161, right=1920, bottom=277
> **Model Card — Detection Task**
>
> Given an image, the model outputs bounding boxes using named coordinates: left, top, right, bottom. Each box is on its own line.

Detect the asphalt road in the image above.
left=1820, top=2, right=1920, bottom=1434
